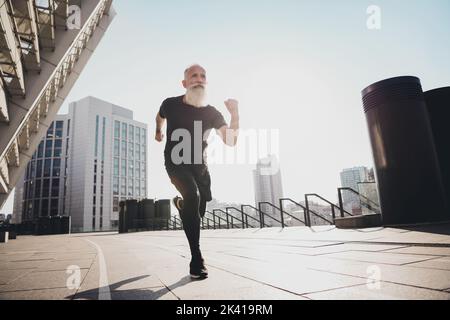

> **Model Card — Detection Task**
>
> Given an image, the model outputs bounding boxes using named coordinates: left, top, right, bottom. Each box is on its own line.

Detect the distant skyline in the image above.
left=2, top=0, right=450, bottom=214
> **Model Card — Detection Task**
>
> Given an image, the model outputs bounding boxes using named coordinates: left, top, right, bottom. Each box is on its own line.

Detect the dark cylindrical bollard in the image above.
left=61, top=216, right=70, bottom=234
left=362, top=76, right=447, bottom=225
left=119, top=201, right=125, bottom=233
left=125, top=200, right=138, bottom=231
left=155, top=200, right=171, bottom=219
left=51, top=216, right=62, bottom=235
left=156, top=200, right=171, bottom=230
left=141, top=199, right=155, bottom=229
left=425, top=87, right=450, bottom=219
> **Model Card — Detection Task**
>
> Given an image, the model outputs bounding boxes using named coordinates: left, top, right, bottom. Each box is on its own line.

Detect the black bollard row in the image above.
left=119, top=199, right=172, bottom=233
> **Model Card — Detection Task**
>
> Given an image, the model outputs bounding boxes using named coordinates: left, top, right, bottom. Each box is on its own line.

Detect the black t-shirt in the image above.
left=159, top=95, right=227, bottom=165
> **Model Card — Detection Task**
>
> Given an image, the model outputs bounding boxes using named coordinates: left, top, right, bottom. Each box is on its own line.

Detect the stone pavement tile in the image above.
left=382, top=246, right=450, bottom=256
left=0, top=269, right=88, bottom=292
left=0, top=259, right=50, bottom=270
left=215, top=286, right=308, bottom=300
left=273, top=227, right=394, bottom=242
left=407, top=257, right=450, bottom=271
left=30, top=252, right=96, bottom=261
left=71, top=237, right=169, bottom=300
left=0, top=287, right=77, bottom=300
left=38, top=259, right=94, bottom=272
left=153, top=256, right=308, bottom=300
left=110, top=287, right=178, bottom=300
left=320, top=251, right=438, bottom=265
left=305, top=282, right=450, bottom=300
left=173, top=280, right=308, bottom=300
left=363, top=231, right=450, bottom=245
left=0, top=252, right=39, bottom=262
left=309, top=259, right=450, bottom=290
left=0, top=270, right=30, bottom=285
left=232, top=243, right=407, bottom=257
left=107, top=273, right=167, bottom=292
left=202, top=251, right=367, bottom=296
left=115, top=232, right=368, bottom=297
left=114, top=237, right=308, bottom=300
left=242, top=239, right=342, bottom=248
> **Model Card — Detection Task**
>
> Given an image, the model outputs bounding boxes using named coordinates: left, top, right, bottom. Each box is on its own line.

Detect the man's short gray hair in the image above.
left=184, top=64, right=206, bottom=79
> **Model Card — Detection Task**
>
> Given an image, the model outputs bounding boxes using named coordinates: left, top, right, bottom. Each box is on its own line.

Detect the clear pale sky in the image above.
left=2, top=0, right=450, bottom=214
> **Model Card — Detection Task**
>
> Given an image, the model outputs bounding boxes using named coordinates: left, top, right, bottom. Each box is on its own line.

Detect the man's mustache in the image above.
left=189, top=84, right=205, bottom=90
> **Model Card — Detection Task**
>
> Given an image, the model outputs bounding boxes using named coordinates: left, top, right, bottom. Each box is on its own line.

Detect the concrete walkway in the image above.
left=1, top=224, right=450, bottom=300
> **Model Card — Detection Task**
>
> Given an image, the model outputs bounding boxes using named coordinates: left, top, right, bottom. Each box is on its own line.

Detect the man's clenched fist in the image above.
left=155, top=129, right=164, bottom=142
left=224, top=99, right=239, bottom=116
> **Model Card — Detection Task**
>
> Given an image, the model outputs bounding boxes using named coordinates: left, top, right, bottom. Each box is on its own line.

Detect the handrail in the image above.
left=213, top=209, right=243, bottom=228
left=169, top=217, right=176, bottom=230
left=338, top=187, right=381, bottom=215
left=258, top=202, right=284, bottom=227
left=204, top=211, right=217, bottom=229
left=201, top=216, right=215, bottom=230
left=280, top=198, right=332, bottom=226
left=170, top=216, right=182, bottom=230
left=305, top=193, right=353, bottom=219
left=205, top=210, right=229, bottom=229
left=241, top=204, right=270, bottom=228
left=226, top=206, right=260, bottom=229
left=339, top=187, right=380, bottom=208
left=277, top=198, right=308, bottom=226
left=212, top=209, right=238, bottom=229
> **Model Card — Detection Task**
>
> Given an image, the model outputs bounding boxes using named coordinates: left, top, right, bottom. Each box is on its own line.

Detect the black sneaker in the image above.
left=172, top=196, right=183, bottom=212
left=190, top=258, right=208, bottom=279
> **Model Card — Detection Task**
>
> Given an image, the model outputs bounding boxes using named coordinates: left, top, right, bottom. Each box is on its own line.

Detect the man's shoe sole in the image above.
left=172, top=197, right=182, bottom=211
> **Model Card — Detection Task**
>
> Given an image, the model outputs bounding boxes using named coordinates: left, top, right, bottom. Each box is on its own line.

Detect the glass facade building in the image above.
left=13, top=97, right=148, bottom=232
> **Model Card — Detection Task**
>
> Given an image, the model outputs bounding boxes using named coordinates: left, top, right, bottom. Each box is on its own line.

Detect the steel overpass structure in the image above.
left=0, top=0, right=115, bottom=209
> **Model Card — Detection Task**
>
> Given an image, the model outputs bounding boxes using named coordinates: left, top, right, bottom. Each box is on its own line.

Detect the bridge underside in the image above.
left=0, top=0, right=115, bottom=209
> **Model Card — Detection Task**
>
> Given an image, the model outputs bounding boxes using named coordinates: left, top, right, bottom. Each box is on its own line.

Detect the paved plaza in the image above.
left=1, top=224, right=450, bottom=300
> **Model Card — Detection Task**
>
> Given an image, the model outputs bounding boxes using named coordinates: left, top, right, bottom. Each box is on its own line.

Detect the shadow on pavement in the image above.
left=66, top=274, right=202, bottom=300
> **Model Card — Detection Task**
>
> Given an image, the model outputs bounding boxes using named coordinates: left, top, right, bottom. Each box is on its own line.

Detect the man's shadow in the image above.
left=66, top=275, right=203, bottom=300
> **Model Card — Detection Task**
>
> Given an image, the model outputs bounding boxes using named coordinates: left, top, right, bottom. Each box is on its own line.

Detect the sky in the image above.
left=2, top=0, right=450, bottom=214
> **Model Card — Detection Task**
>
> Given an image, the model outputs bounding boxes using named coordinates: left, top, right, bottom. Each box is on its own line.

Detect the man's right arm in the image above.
left=155, top=112, right=166, bottom=142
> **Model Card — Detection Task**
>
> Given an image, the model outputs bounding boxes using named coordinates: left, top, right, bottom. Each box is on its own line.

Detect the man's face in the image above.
left=183, top=66, right=207, bottom=90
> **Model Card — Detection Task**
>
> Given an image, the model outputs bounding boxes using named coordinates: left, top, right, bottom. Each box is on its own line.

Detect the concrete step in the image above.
left=334, top=213, right=383, bottom=229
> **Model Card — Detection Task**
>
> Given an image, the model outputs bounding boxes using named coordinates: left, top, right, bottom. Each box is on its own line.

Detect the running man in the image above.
left=155, top=64, right=240, bottom=279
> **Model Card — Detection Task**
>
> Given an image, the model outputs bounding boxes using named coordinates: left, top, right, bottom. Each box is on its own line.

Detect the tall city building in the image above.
left=13, top=97, right=148, bottom=232
left=253, top=154, right=283, bottom=225
left=13, top=115, right=70, bottom=224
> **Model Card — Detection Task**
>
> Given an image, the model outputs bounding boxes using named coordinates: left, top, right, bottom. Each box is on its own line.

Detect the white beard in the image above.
left=185, top=85, right=207, bottom=107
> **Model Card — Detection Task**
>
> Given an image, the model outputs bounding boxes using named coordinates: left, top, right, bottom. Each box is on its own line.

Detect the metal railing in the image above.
left=279, top=198, right=332, bottom=226
left=206, top=210, right=230, bottom=229
left=226, top=206, right=260, bottom=229
left=337, top=187, right=381, bottom=216
left=305, top=193, right=353, bottom=222
left=169, top=216, right=182, bottom=230
left=119, top=191, right=373, bottom=233
left=201, top=215, right=216, bottom=230
left=258, top=202, right=284, bottom=227
left=241, top=204, right=271, bottom=228
left=214, top=208, right=245, bottom=229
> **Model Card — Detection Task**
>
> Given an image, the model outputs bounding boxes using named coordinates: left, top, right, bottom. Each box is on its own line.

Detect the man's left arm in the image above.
left=217, top=99, right=239, bottom=147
